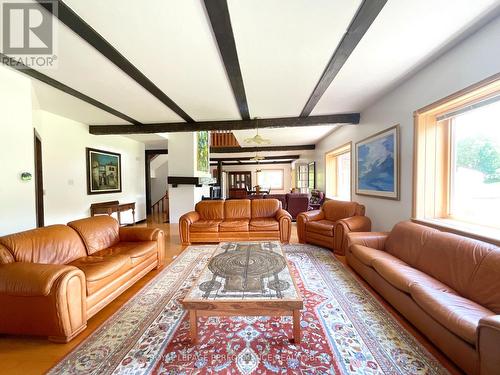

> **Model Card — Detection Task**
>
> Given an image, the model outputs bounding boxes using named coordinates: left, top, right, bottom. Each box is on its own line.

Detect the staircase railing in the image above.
left=151, top=192, right=169, bottom=223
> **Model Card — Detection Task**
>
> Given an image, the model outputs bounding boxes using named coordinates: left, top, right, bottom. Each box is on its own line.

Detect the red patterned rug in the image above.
left=49, top=244, right=448, bottom=375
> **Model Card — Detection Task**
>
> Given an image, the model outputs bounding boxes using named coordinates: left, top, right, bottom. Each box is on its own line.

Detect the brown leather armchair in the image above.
left=0, top=216, right=164, bottom=342
left=296, top=200, right=371, bottom=254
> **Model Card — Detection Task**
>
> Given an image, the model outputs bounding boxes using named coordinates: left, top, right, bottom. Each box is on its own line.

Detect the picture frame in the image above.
left=86, top=147, right=122, bottom=195
left=355, top=124, right=400, bottom=200
left=196, top=131, right=209, bottom=173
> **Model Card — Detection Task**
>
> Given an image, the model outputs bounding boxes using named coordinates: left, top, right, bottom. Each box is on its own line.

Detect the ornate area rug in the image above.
left=49, top=244, right=448, bottom=375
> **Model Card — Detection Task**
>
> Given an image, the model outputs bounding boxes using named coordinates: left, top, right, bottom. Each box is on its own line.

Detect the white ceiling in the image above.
left=312, top=0, right=500, bottom=114
left=3, top=0, right=499, bottom=147
left=228, top=0, right=362, bottom=118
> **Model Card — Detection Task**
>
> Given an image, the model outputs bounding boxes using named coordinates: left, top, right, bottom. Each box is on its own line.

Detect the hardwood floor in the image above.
left=0, top=221, right=462, bottom=374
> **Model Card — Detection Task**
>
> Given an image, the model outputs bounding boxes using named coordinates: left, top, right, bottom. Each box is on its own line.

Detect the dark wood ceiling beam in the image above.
left=211, top=145, right=315, bottom=153
left=204, top=0, right=250, bottom=120
left=211, top=155, right=300, bottom=161
left=1, top=53, right=141, bottom=125
left=210, top=160, right=294, bottom=166
left=89, top=113, right=359, bottom=134
left=300, top=0, right=387, bottom=116
left=36, top=0, right=194, bottom=123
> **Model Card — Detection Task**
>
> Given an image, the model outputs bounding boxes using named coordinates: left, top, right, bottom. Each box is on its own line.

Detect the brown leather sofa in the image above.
left=347, top=221, right=500, bottom=375
left=0, top=216, right=164, bottom=342
left=179, top=199, right=292, bottom=245
left=297, top=200, right=371, bottom=254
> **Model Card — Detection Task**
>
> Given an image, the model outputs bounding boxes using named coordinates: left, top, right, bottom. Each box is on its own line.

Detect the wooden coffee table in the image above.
left=182, top=241, right=303, bottom=344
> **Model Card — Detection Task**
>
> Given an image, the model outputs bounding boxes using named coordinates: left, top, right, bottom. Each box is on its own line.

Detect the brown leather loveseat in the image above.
left=0, top=216, right=164, bottom=342
left=179, top=199, right=292, bottom=245
left=297, top=200, right=371, bottom=254
left=347, top=221, right=500, bottom=375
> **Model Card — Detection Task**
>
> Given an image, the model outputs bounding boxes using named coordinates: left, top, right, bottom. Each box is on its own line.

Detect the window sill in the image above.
left=411, top=218, right=500, bottom=246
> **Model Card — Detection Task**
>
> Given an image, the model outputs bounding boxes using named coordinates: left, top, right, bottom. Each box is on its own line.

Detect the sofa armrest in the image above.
left=276, top=209, right=292, bottom=244
left=296, top=210, right=325, bottom=243
left=119, top=227, right=162, bottom=241
left=346, top=232, right=389, bottom=251
left=0, top=263, right=87, bottom=342
left=179, top=211, right=200, bottom=246
left=119, top=227, right=165, bottom=268
left=333, top=216, right=372, bottom=255
left=478, top=315, right=500, bottom=374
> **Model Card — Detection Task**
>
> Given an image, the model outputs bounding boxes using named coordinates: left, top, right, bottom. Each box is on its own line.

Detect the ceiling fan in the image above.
left=250, top=153, right=265, bottom=162
left=244, top=118, right=271, bottom=145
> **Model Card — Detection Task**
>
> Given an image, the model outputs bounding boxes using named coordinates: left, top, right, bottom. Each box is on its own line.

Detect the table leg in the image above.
left=189, top=310, right=198, bottom=344
left=292, top=310, right=301, bottom=344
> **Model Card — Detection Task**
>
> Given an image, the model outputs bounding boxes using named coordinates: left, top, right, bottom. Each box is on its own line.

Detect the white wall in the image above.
left=313, top=15, right=500, bottom=231
left=0, top=67, right=36, bottom=235
left=33, top=110, right=146, bottom=225
left=168, top=132, right=210, bottom=223
left=212, top=163, right=292, bottom=194
left=150, top=155, right=168, bottom=204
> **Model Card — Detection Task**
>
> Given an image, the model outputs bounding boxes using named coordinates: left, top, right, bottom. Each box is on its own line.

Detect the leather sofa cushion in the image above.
left=384, top=221, right=438, bottom=267
left=350, top=244, right=402, bottom=267
left=467, top=248, right=500, bottom=314
left=322, top=200, right=358, bottom=222
left=70, top=254, right=130, bottom=295
left=190, top=220, right=221, bottom=232
left=0, top=244, right=14, bottom=264
left=195, top=201, right=224, bottom=220
left=68, top=216, right=120, bottom=255
left=410, top=283, right=494, bottom=345
left=224, top=200, right=250, bottom=219
left=249, top=218, right=279, bottom=231
left=93, top=242, right=157, bottom=265
left=219, top=220, right=249, bottom=232
left=306, top=220, right=335, bottom=236
left=251, top=199, right=280, bottom=219
left=416, top=230, right=496, bottom=301
left=0, top=225, right=87, bottom=264
left=372, top=258, right=453, bottom=294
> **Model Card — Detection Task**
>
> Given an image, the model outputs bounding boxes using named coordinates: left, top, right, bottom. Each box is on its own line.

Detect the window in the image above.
left=449, top=100, right=500, bottom=227
left=325, top=143, right=351, bottom=201
left=257, top=169, right=284, bottom=190
left=414, top=74, right=500, bottom=240
left=308, top=162, right=316, bottom=190
left=295, top=164, right=309, bottom=193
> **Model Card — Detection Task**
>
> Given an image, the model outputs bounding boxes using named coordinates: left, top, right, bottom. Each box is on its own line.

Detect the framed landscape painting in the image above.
left=197, top=131, right=209, bottom=173
left=86, top=148, right=122, bottom=195
left=355, top=125, right=400, bottom=200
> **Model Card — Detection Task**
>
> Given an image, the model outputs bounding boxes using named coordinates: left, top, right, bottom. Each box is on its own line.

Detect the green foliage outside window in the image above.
left=456, top=136, right=500, bottom=183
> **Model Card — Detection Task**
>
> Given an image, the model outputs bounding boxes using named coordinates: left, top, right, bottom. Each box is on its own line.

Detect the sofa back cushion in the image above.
left=0, top=225, right=87, bottom=264
left=224, top=199, right=250, bottom=219
left=416, top=230, right=497, bottom=302
left=195, top=200, right=225, bottom=220
left=68, top=216, right=119, bottom=255
left=467, top=248, right=500, bottom=313
left=322, top=200, right=361, bottom=222
left=251, top=199, right=280, bottom=218
left=385, top=221, right=438, bottom=267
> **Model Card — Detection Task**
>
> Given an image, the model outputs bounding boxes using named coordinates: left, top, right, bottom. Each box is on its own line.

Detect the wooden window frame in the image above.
left=325, top=142, right=352, bottom=200
left=413, top=72, right=500, bottom=245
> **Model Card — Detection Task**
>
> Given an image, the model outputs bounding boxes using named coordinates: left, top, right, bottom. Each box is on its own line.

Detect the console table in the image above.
left=90, top=201, right=135, bottom=225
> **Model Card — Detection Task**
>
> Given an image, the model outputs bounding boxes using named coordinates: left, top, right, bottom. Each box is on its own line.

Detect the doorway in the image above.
left=34, top=130, right=44, bottom=227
